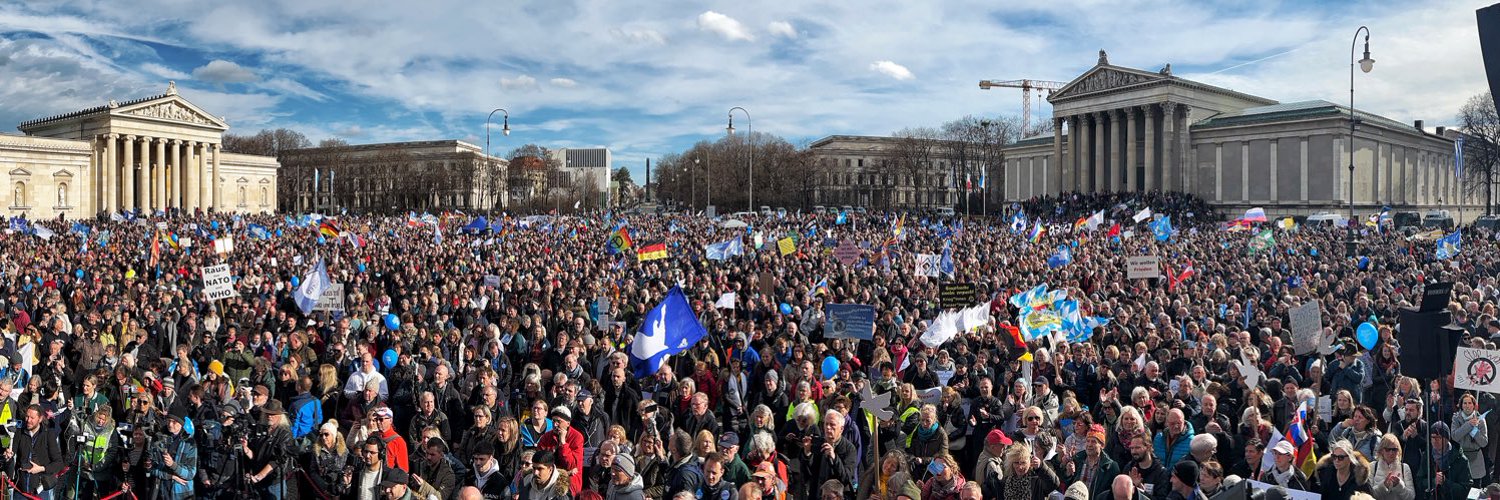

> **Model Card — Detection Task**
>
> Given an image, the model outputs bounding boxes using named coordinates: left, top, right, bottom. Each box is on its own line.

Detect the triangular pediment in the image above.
left=1050, top=66, right=1168, bottom=101
left=8, top=167, right=32, bottom=177
left=113, top=95, right=229, bottom=130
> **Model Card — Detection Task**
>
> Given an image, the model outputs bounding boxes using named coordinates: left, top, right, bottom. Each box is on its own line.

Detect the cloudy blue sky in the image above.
left=0, top=1, right=1490, bottom=181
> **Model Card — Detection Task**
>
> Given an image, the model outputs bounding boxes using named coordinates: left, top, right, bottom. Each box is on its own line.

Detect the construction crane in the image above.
left=978, top=79, right=1067, bottom=137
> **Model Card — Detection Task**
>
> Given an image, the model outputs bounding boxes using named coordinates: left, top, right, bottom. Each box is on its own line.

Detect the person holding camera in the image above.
left=68, top=405, right=122, bottom=499
left=196, top=400, right=243, bottom=499
left=6, top=404, right=65, bottom=499
left=243, top=399, right=294, bottom=499
left=151, top=413, right=198, bottom=500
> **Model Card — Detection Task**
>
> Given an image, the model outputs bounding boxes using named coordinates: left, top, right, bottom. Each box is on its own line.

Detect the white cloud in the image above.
left=139, top=62, right=188, bottom=80
left=768, top=21, right=796, bottom=39
left=869, top=60, right=914, bottom=80
left=262, top=77, right=328, bottom=101
left=500, top=74, right=538, bottom=91
left=611, top=27, right=666, bottom=45
left=192, top=59, right=257, bottom=83
left=549, top=78, right=578, bottom=88
left=698, top=11, right=753, bottom=42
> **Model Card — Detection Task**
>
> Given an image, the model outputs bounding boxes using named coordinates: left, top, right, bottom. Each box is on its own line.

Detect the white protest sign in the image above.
left=483, top=275, right=501, bottom=288
left=200, top=264, right=238, bottom=301
left=1289, top=300, right=1323, bottom=355
left=156, top=222, right=167, bottom=231
left=1246, top=480, right=1318, bottom=500
left=1455, top=347, right=1500, bottom=394
left=1127, top=255, right=1161, bottom=279
left=914, top=254, right=941, bottom=277
left=314, top=283, right=345, bottom=312
left=213, top=237, right=235, bottom=255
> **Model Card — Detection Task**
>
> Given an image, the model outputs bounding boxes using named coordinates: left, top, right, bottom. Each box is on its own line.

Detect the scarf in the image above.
left=1267, top=465, right=1295, bottom=486
left=917, top=422, right=939, bottom=439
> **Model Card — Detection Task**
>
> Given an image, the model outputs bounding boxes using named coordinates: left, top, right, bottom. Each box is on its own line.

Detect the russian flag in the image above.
left=1287, top=402, right=1318, bottom=475
left=1243, top=207, right=1267, bottom=222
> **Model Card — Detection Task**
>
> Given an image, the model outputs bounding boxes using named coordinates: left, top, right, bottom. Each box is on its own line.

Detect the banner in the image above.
left=313, top=283, right=345, bottom=313
left=1289, top=301, right=1323, bottom=355
left=1455, top=347, right=1500, bottom=394
left=1126, top=255, right=1161, bottom=279
left=914, top=254, right=941, bottom=277
left=833, top=240, right=862, bottom=266
left=200, top=264, right=239, bottom=301
left=824, top=304, right=876, bottom=340
left=939, top=283, right=976, bottom=309
left=483, top=275, right=501, bottom=288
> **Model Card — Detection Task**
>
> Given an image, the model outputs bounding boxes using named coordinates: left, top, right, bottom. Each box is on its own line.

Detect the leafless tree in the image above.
left=890, top=126, right=941, bottom=209
left=1458, top=91, right=1500, bottom=215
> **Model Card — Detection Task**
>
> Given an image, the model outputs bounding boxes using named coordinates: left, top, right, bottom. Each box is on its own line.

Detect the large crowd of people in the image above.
left=0, top=190, right=1496, bottom=500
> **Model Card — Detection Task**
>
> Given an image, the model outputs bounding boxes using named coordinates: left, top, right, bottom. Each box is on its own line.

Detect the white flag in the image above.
left=714, top=292, right=737, bottom=309
left=1085, top=210, right=1105, bottom=231
left=1132, top=207, right=1153, bottom=223
left=920, top=311, right=960, bottom=348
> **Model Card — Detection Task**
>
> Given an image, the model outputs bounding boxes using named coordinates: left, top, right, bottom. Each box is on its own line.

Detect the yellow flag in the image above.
left=777, top=237, right=796, bottom=256
left=124, top=268, right=137, bottom=280
left=1018, top=352, right=1034, bottom=362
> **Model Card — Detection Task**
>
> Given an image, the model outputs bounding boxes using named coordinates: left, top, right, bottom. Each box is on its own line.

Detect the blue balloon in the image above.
left=384, top=313, right=401, bottom=331
left=1310, top=248, right=1319, bottom=256
left=317, top=235, right=327, bottom=245
left=291, top=276, right=301, bottom=287
left=779, top=303, right=793, bottom=315
left=74, top=269, right=84, bottom=279
left=381, top=349, right=398, bottom=370
left=358, top=263, right=367, bottom=273
left=821, top=356, right=840, bottom=380
left=211, top=220, right=219, bottom=230
left=1357, top=256, right=1370, bottom=270
left=1357, top=322, right=1379, bottom=350
left=275, top=229, right=283, bottom=237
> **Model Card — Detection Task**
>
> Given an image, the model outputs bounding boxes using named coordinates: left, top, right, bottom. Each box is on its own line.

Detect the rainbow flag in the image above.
left=1028, top=223, right=1047, bottom=243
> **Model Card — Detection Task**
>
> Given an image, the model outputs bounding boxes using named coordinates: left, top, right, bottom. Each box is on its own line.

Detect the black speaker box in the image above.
left=1397, top=307, right=1464, bottom=380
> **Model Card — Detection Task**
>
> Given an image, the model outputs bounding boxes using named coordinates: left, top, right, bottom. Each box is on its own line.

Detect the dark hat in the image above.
left=576, top=389, right=593, bottom=401
left=378, top=468, right=409, bottom=488
left=166, top=413, right=185, bottom=425
left=220, top=400, right=243, bottom=416
left=1173, top=460, right=1199, bottom=487
left=1431, top=422, right=1450, bottom=439
left=261, top=399, right=286, bottom=416
left=252, top=384, right=270, bottom=398
left=719, top=431, right=740, bottom=448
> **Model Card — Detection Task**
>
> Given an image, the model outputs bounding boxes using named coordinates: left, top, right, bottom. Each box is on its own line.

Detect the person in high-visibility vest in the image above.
left=0, top=378, right=18, bottom=449
left=69, top=405, right=121, bottom=499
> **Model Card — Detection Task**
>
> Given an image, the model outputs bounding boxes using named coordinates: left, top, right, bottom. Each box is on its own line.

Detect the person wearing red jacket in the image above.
left=537, top=406, right=585, bottom=495
left=373, top=406, right=410, bottom=472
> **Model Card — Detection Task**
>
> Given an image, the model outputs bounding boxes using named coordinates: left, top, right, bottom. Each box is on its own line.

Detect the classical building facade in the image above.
left=279, top=140, right=506, bottom=214
left=808, top=135, right=981, bottom=210
left=3, top=83, right=280, bottom=218
left=1001, top=51, right=1474, bottom=217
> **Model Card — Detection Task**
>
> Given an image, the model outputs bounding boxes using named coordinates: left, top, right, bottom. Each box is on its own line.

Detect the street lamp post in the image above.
left=1348, top=26, right=1374, bottom=256
left=727, top=107, right=753, bottom=212
left=693, top=157, right=699, bottom=212
left=485, top=108, right=510, bottom=212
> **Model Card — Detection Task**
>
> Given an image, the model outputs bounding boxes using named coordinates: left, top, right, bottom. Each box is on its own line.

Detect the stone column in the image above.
left=197, top=144, right=210, bottom=211
left=185, top=141, right=200, bottom=211
left=1143, top=106, right=1157, bottom=192
left=1177, top=104, right=1193, bottom=193
left=121, top=135, right=136, bottom=213
left=153, top=139, right=167, bottom=212
left=1160, top=102, right=1177, bottom=192
left=211, top=144, right=222, bottom=211
left=1067, top=115, right=1080, bottom=192
left=169, top=140, right=182, bottom=209
left=103, top=134, right=118, bottom=212
left=1056, top=117, right=1068, bottom=195
left=1078, top=114, right=1091, bottom=192
left=136, top=137, right=151, bottom=211
left=1125, top=107, right=1138, bottom=192
left=1109, top=109, right=1124, bottom=192
left=1092, top=112, right=1106, bottom=193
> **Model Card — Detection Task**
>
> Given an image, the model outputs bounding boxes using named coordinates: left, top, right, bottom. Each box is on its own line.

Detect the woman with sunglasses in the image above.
left=1310, top=439, right=1371, bottom=500
left=301, top=419, right=350, bottom=499
left=1368, top=434, right=1413, bottom=500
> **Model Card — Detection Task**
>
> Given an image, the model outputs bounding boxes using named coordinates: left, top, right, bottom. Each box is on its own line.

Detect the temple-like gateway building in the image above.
left=1002, top=51, right=1474, bottom=217
left=1, top=82, right=279, bottom=219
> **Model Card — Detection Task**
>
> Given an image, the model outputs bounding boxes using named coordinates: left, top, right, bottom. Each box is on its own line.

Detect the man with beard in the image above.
left=1124, top=435, right=1170, bottom=500
left=412, top=438, right=457, bottom=498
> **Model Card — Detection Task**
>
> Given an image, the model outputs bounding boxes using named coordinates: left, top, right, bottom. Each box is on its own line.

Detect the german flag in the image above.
left=319, top=221, right=342, bottom=238
left=636, top=242, right=668, bottom=261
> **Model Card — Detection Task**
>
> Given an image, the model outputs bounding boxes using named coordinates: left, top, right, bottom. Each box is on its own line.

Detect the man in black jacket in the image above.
left=805, top=410, right=857, bottom=498
left=6, top=404, right=64, bottom=498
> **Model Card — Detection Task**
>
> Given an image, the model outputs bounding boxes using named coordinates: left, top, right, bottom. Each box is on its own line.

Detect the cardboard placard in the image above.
left=200, top=264, right=238, bottom=301
left=1127, top=255, right=1161, bottom=279
left=1289, top=301, right=1323, bottom=355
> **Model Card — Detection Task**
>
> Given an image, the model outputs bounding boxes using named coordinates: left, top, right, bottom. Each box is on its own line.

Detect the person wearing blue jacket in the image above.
left=289, top=376, right=322, bottom=439
left=1326, top=343, right=1367, bottom=405
left=153, top=413, right=198, bottom=500
left=1153, top=409, right=1194, bottom=467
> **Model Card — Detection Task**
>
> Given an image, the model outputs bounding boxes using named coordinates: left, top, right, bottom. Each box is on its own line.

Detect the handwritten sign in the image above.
left=200, top=264, right=238, bottom=301
left=1289, top=301, right=1323, bottom=355
left=1126, top=255, right=1161, bottom=279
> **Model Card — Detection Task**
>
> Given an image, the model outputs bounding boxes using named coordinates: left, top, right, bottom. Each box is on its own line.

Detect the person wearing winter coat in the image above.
left=517, top=450, right=573, bottom=500
left=1368, top=434, right=1415, bottom=500
left=1153, top=409, right=1195, bottom=467
left=1414, top=422, right=1470, bottom=500
left=604, top=454, right=645, bottom=500
left=1450, top=393, right=1489, bottom=486
left=150, top=413, right=198, bottom=500
left=1310, top=439, right=1371, bottom=500
left=983, top=443, right=1059, bottom=500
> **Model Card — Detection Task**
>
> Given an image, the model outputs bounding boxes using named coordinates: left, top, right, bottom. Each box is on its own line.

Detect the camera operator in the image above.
left=6, top=404, right=65, bottom=499
left=347, top=436, right=397, bottom=500
left=302, top=420, right=350, bottom=499
left=69, top=405, right=122, bottom=499
left=196, top=400, right=243, bottom=499
left=242, top=399, right=293, bottom=499
left=152, top=413, right=198, bottom=500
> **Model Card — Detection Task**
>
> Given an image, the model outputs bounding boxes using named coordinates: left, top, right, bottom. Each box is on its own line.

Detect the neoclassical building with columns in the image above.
left=1002, top=51, right=1475, bottom=217
left=1, top=83, right=279, bottom=219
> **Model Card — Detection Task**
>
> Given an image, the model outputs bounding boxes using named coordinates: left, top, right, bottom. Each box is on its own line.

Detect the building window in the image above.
left=56, top=182, right=68, bottom=207
left=12, top=181, right=26, bottom=207
left=238, top=186, right=247, bottom=206
left=858, top=159, right=864, bottom=168
left=261, top=187, right=269, bottom=206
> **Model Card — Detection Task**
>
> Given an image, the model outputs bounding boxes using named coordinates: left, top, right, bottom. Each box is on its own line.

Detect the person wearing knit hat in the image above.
left=1170, top=460, right=1198, bottom=495
left=1064, top=480, right=1091, bottom=500
left=606, top=452, right=645, bottom=500
left=1066, top=423, right=1121, bottom=498
left=1425, top=421, right=1471, bottom=499
left=889, top=471, right=921, bottom=500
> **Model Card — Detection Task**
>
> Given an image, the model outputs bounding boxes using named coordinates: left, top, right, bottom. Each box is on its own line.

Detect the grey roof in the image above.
left=1192, top=100, right=1422, bottom=133
left=18, top=92, right=173, bottom=129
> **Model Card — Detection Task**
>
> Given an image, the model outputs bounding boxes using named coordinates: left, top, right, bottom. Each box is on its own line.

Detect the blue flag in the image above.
left=1047, top=245, right=1073, bottom=268
left=835, top=210, right=848, bottom=225
left=940, top=240, right=955, bottom=277
left=705, top=237, right=745, bottom=261
left=1436, top=229, right=1461, bottom=260
left=461, top=217, right=489, bottom=234
left=824, top=303, right=876, bottom=340
left=294, top=259, right=331, bottom=315
left=1010, top=212, right=1027, bottom=234
left=629, top=286, right=708, bottom=378
left=1151, top=216, right=1174, bottom=242
left=247, top=224, right=271, bottom=240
